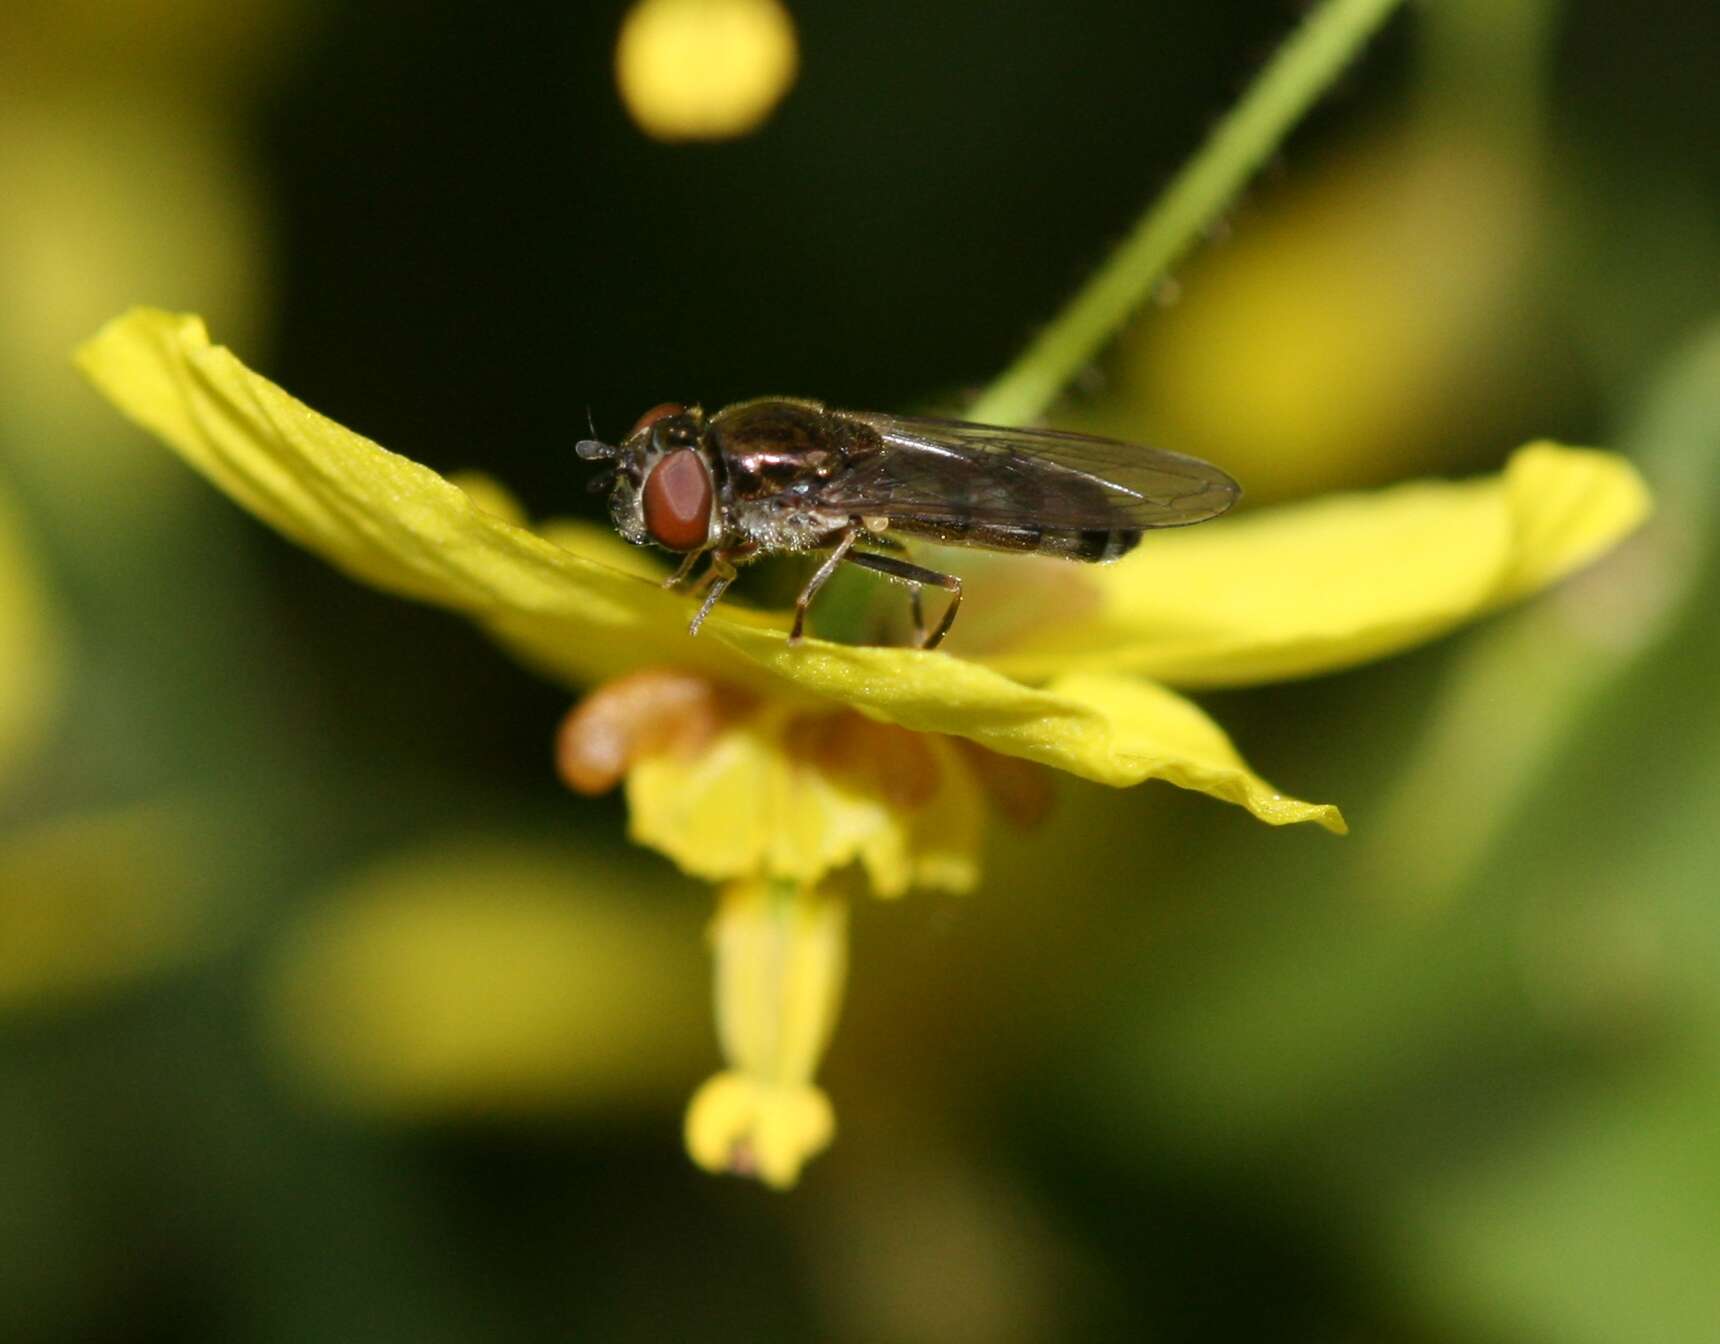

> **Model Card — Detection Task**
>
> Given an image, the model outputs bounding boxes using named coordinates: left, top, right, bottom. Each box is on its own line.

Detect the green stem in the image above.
left=964, top=0, right=1409, bottom=428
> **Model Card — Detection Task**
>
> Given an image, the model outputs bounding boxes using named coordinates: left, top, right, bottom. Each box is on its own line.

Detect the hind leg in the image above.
left=844, top=550, right=963, bottom=649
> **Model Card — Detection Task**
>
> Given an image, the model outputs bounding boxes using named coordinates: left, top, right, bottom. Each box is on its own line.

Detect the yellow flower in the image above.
left=76, top=309, right=1649, bottom=1185
left=262, top=838, right=708, bottom=1115
left=0, top=473, right=218, bottom=1018
left=614, top=0, right=798, bottom=142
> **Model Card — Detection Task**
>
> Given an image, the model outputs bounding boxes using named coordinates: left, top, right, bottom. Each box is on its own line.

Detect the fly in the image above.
left=576, top=397, right=1239, bottom=649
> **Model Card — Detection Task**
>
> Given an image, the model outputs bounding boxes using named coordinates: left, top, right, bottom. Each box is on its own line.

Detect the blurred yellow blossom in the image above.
left=78, top=309, right=1648, bottom=1185
left=1107, top=127, right=1541, bottom=502
left=0, top=94, right=270, bottom=528
left=0, top=803, right=219, bottom=1014
left=615, top=0, right=798, bottom=142
left=263, top=840, right=706, bottom=1114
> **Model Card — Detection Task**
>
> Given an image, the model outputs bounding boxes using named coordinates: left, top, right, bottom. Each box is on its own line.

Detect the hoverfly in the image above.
left=576, top=398, right=1239, bottom=649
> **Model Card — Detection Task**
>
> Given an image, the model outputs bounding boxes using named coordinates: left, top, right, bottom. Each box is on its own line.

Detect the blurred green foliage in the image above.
left=0, top=0, right=1716, bottom=1341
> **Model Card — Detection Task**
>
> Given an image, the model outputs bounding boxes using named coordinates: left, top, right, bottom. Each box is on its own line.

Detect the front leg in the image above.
left=662, top=549, right=703, bottom=589
left=685, top=547, right=749, bottom=636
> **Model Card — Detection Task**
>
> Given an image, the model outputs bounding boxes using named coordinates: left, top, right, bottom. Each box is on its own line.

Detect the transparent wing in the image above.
left=827, top=412, right=1240, bottom=532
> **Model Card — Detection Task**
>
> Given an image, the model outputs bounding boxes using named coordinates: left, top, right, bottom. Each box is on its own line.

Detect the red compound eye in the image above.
left=629, top=402, right=687, bottom=439
left=641, top=448, right=713, bottom=552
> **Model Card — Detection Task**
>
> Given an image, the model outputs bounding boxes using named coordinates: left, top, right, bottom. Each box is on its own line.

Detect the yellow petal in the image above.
left=684, top=881, right=844, bottom=1188
left=75, top=308, right=756, bottom=688
left=977, top=445, right=1651, bottom=689
left=536, top=517, right=673, bottom=583
left=709, top=881, right=846, bottom=1086
left=1037, top=672, right=1344, bottom=832
left=684, top=1071, right=833, bottom=1189
left=626, top=706, right=984, bottom=895
left=73, top=310, right=1338, bottom=827
left=677, top=651, right=1343, bottom=831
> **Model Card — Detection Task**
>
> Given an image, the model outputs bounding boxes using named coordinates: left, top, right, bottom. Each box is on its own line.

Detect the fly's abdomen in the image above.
left=1037, top=526, right=1143, bottom=563
left=889, top=516, right=1142, bottom=563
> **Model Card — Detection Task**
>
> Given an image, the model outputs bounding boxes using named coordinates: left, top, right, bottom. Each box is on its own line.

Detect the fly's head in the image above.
left=577, top=402, right=721, bottom=554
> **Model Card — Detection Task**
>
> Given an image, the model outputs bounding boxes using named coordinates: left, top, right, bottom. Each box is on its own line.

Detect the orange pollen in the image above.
left=555, top=669, right=753, bottom=795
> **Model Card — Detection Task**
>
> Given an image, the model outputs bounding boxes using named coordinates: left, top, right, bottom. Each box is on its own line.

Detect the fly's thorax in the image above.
left=701, top=399, right=874, bottom=555
left=723, top=490, right=850, bottom=554
left=707, top=399, right=859, bottom=497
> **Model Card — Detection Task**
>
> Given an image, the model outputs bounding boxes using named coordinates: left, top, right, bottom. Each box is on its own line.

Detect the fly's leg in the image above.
left=848, top=530, right=924, bottom=641
left=687, top=550, right=741, bottom=637
left=788, top=525, right=859, bottom=646
left=689, top=560, right=727, bottom=596
left=845, top=550, right=963, bottom=650
left=662, top=549, right=703, bottom=589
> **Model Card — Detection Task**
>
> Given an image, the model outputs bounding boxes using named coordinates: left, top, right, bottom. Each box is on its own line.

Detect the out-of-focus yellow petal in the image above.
left=627, top=705, right=985, bottom=895
left=684, top=881, right=843, bottom=1188
left=536, top=517, right=674, bottom=584
left=0, top=97, right=269, bottom=531
left=262, top=840, right=706, bottom=1114
left=1108, top=129, right=1539, bottom=502
left=0, top=475, right=62, bottom=789
left=686, top=1070, right=834, bottom=1189
left=977, top=445, right=1651, bottom=690
left=615, top=0, right=798, bottom=142
left=76, top=308, right=753, bottom=687
left=0, top=803, right=218, bottom=1013
left=442, top=469, right=529, bottom=528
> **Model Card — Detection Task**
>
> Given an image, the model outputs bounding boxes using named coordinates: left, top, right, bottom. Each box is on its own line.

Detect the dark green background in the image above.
left=2, top=1, right=1717, bottom=1341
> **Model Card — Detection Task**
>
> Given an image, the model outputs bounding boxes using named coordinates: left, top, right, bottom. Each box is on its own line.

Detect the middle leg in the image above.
left=788, top=524, right=860, bottom=645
